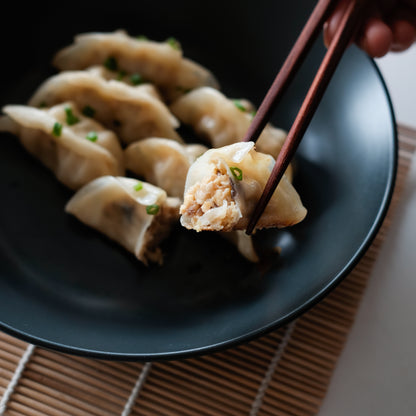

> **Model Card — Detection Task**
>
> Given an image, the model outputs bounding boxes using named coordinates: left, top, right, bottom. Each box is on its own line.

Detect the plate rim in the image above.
left=0, top=55, right=398, bottom=361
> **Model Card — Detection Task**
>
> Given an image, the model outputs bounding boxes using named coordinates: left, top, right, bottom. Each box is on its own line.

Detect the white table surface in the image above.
left=320, top=45, right=416, bottom=415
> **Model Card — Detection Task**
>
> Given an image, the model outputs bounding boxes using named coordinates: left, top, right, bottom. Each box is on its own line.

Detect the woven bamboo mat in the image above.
left=1, top=125, right=415, bottom=416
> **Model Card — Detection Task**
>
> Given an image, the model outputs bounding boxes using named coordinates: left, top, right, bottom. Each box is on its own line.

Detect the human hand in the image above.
left=324, top=0, right=416, bottom=57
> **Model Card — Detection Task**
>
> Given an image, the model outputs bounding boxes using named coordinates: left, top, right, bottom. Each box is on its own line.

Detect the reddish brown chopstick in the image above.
left=245, top=0, right=370, bottom=235
left=242, top=0, right=337, bottom=144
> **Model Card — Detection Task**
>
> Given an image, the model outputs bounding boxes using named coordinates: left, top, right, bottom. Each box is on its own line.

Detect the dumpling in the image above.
left=65, top=176, right=181, bottom=265
left=28, top=70, right=182, bottom=144
left=0, top=102, right=124, bottom=190
left=170, top=87, right=287, bottom=158
left=86, top=66, right=161, bottom=95
left=180, top=142, right=307, bottom=232
left=52, top=30, right=219, bottom=101
left=125, top=137, right=207, bottom=198
left=221, top=230, right=259, bottom=263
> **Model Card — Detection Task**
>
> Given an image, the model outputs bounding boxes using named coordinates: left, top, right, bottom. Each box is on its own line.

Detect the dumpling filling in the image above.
left=180, top=161, right=241, bottom=231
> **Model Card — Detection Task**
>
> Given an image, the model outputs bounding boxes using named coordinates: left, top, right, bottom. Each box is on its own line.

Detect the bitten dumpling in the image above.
left=65, top=176, right=181, bottom=265
left=180, top=142, right=307, bottom=232
left=125, top=137, right=207, bottom=198
left=0, top=102, right=124, bottom=190
left=52, top=30, right=219, bottom=101
left=170, top=87, right=287, bottom=158
left=28, top=70, right=182, bottom=144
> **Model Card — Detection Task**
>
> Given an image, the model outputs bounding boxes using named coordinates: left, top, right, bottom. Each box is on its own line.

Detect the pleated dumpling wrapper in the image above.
left=170, top=87, right=287, bottom=159
left=0, top=102, right=124, bottom=190
left=180, top=142, right=307, bottom=232
left=52, top=30, right=219, bottom=101
left=125, top=137, right=208, bottom=198
left=28, top=70, right=182, bottom=144
left=65, top=176, right=181, bottom=265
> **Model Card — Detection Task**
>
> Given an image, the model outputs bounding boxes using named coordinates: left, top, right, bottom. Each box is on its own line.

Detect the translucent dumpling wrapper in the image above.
left=65, top=176, right=181, bottom=265
left=28, top=70, right=182, bottom=144
left=52, top=30, right=219, bottom=101
left=0, top=102, right=124, bottom=190
left=125, top=137, right=208, bottom=198
left=180, top=142, right=307, bottom=232
left=170, top=87, right=288, bottom=159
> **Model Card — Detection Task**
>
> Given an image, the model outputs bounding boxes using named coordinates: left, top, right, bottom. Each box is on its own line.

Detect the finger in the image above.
left=323, top=0, right=350, bottom=47
left=390, top=19, right=416, bottom=51
left=358, top=17, right=393, bottom=57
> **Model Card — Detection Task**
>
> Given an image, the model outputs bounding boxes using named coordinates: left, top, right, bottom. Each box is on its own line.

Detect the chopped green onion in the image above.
left=85, top=131, right=98, bottom=142
left=133, top=181, right=143, bottom=191
left=104, top=56, right=118, bottom=71
left=230, top=166, right=243, bottom=181
left=250, top=110, right=257, bottom=118
left=65, top=106, right=80, bottom=125
left=130, top=73, right=144, bottom=85
left=166, top=37, right=181, bottom=50
left=136, top=35, right=148, bottom=41
left=116, top=70, right=127, bottom=80
left=146, top=204, right=160, bottom=215
left=82, top=105, right=95, bottom=118
left=232, top=99, right=246, bottom=112
left=52, top=122, right=63, bottom=137
left=175, top=85, right=192, bottom=94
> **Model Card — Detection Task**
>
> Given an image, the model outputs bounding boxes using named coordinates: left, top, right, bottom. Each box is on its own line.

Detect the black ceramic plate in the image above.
left=0, top=1, right=397, bottom=360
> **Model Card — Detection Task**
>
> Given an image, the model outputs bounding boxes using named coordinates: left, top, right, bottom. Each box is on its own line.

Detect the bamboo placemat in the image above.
left=1, top=125, right=415, bottom=416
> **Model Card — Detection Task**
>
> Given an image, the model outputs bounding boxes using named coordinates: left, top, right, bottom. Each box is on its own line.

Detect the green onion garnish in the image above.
left=232, top=99, right=246, bottom=112
left=82, top=105, right=95, bottom=118
left=116, top=70, right=127, bottom=81
left=130, top=73, right=144, bottom=85
left=104, top=56, right=118, bottom=71
left=166, top=37, right=181, bottom=50
left=146, top=204, right=160, bottom=215
left=250, top=110, right=257, bottom=118
left=136, top=35, right=148, bottom=41
left=65, top=106, right=80, bottom=125
left=85, top=131, right=98, bottom=142
left=175, top=85, right=192, bottom=94
left=52, top=122, right=63, bottom=137
left=133, top=181, right=143, bottom=191
left=230, top=166, right=243, bottom=181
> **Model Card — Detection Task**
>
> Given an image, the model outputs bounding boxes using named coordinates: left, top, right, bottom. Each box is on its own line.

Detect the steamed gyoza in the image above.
left=170, top=87, right=287, bottom=159
left=86, top=65, right=161, bottom=95
left=0, top=28, right=307, bottom=266
left=0, top=102, right=124, bottom=190
left=180, top=142, right=306, bottom=232
left=53, top=30, right=219, bottom=101
left=65, top=176, right=181, bottom=265
left=28, top=70, right=182, bottom=144
left=125, top=137, right=207, bottom=198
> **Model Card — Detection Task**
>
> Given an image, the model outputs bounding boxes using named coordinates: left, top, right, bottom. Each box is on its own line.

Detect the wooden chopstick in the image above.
left=245, top=0, right=370, bottom=235
left=242, top=0, right=337, bottom=144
